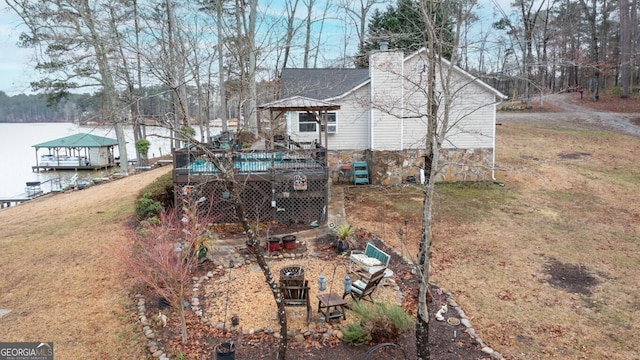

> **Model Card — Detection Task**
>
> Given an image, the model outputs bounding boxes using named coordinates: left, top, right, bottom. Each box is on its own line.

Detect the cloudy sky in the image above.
left=0, top=1, right=514, bottom=96
left=1, top=8, right=35, bottom=95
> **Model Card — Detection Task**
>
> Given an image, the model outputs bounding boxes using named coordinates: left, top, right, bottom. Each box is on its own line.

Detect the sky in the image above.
left=0, top=1, right=515, bottom=96
left=0, top=8, right=35, bottom=95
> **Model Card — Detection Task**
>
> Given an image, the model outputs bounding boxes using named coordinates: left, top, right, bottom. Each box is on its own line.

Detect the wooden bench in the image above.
left=349, top=242, right=390, bottom=272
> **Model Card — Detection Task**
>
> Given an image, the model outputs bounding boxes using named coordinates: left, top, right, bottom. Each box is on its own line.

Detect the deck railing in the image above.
left=173, top=146, right=327, bottom=181
left=172, top=145, right=329, bottom=224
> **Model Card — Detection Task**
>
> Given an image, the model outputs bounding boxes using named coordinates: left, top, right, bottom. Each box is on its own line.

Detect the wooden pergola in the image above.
left=258, top=96, right=341, bottom=150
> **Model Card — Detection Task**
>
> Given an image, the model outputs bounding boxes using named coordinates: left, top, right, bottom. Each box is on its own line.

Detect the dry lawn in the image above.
left=345, top=116, right=640, bottom=359
left=0, top=166, right=172, bottom=359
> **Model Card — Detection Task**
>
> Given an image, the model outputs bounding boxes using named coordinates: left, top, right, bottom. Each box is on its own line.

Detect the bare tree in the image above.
left=282, top=0, right=302, bottom=72
left=7, top=0, right=129, bottom=171
left=119, top=197, right=210, bottom=345
left=516, top=0, right=548, bottom=108
left=358, top=1, right=495, bottom=358
left=339, top=0, right=390, bottom=52
left=302, top=0, right=316, bottom=68
left=619, top=0, right=631, bottom=97
left=579, top=0, right=602, bottom=101
left=183, top=141, right=290, bottom=359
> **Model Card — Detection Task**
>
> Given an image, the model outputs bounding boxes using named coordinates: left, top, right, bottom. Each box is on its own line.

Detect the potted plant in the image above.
left=267, top=236, right=281, bottom=252
left=215, top=341, right=236, bottom=360
left=282, top=234, right=297, bottom=250
left=335, top=224, right=354, bottom=252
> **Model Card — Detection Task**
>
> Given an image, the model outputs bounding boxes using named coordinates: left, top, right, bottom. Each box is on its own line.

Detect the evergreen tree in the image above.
left=355, top=0, right=454, bottom=68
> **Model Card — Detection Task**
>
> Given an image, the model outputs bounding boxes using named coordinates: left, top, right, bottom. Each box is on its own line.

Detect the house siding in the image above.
left=370, top=51, right=404, bottom=150
left=287, top=87, right=369, bottom=150
left=401, top=54, right=496, bottom=151
left=441, top=79, right=496, bottom=149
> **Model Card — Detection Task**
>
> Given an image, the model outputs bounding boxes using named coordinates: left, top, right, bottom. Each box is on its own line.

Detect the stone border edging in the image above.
left=372, top=236, right=504, bottom=360
left=134, top=294, right=170, bottom=360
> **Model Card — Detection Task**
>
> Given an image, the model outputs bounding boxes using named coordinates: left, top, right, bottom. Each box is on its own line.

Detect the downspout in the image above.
left=369, top=54, right=375, bottom=150
left=400, top=53, right=404, bottom=150
left=491, top=98, right=497, bottom=182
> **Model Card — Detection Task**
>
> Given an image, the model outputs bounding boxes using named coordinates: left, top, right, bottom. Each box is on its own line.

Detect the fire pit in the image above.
left=279, top=265, right=305, bottom=281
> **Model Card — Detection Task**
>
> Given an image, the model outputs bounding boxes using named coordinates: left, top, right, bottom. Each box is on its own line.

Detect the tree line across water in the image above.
left=0, top=86, right=210, bottom=124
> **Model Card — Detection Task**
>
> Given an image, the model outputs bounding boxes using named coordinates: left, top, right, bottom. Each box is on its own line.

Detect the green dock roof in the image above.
left=32, top=133, right=119, bottom=149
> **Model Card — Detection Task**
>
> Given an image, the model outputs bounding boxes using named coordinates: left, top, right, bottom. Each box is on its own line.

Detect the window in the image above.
left=321, top=113, right=337, bottom=133
left=298, top=112, right=317, bottom=133
left=298, top=112, right=337, bottom=133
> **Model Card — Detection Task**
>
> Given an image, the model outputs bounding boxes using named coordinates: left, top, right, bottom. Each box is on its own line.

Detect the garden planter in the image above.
left=267, top=236, right=281, bottom=252
left=282, top=235, right=297, bottom=250
left=336, top=239, right=349, bottom=252
left=215, top=342, right=236, bottom=360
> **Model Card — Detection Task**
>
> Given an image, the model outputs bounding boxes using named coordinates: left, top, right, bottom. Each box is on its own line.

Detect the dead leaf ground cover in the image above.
left=345, top=103, right=640, bottom=359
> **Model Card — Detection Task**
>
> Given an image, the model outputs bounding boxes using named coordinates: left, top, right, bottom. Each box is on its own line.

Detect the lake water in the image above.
left=0, top=122, right=214, bottom=198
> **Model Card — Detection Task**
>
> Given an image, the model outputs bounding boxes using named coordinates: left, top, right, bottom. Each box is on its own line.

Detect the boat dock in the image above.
left=0, top=179, right=61, bottom=208
left=0, top=193, right=40, bottom=208
left=33, top=164, right=101, bottom=171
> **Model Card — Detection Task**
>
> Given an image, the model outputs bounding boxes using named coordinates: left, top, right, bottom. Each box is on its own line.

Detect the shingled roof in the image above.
left=32, top=133, right=119, bottom=149
left=280, top=68, right=369, bottom=100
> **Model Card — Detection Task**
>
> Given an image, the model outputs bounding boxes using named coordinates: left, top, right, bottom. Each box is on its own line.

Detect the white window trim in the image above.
left=323, top=113, right=338, bottom=134
left=298, top=112, right=337, bottom=134
left=298, top=112, right=317, bottom=133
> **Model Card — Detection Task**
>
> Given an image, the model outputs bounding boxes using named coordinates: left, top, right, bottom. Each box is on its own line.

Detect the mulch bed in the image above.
left=211, top=221, right=316, bottom=240
left=134, top=231, right=491, bottom=359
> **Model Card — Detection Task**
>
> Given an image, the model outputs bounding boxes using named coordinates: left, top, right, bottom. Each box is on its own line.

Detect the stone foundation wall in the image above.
left=328, top=148, right=493, bottom=185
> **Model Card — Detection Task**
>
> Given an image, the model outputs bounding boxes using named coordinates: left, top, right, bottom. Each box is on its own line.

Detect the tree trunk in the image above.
left=248, top=0, right=258, bottom=136
left=206, top=152, right=288, bottom=360
left=303, top=0, right=315, bottom=68
left=580, top=0, right=601, bottom=101
left=216, top=0, right=228, bottom=132
left=620, top=0, right=631, bottom=98
left=178, top=285, right=188, bottom=344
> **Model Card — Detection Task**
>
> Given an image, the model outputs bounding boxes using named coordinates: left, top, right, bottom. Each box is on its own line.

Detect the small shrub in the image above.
left=135, top=193, right=163, bottom=220
left=342, top=322, right=371, bottom=345
left=180, top=125, right=196, bottom=140
left=135, top=139, right=151, bottom=155
left=499, top=104, right=524, bottom=111
left=335, top=224, right=354, bottom=240
left=343, top=300, right=414, bottom=345
left=138, top=171, right=174, bottom=207
left=236, top=129, right=256, bottom=145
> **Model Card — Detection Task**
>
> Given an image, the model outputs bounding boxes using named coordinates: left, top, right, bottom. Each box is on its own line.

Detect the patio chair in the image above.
left=342, top=267, right=386, bottom=303
left=279, top=279, right=311, bottom=323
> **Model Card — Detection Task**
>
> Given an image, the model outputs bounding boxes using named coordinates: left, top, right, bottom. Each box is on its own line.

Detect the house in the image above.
left=278, top=48, right=507, bottom=184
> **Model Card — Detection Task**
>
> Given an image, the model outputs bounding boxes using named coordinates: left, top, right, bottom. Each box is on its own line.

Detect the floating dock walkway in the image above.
left=0, top=179, right=61, bottom=208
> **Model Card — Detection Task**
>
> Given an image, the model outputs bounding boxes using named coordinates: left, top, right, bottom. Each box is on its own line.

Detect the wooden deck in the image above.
left=32, top=165, right=108, bottom=171
left=32, top=160, right=134, bottom=172
left=172, top=147, right=329, bottom=224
